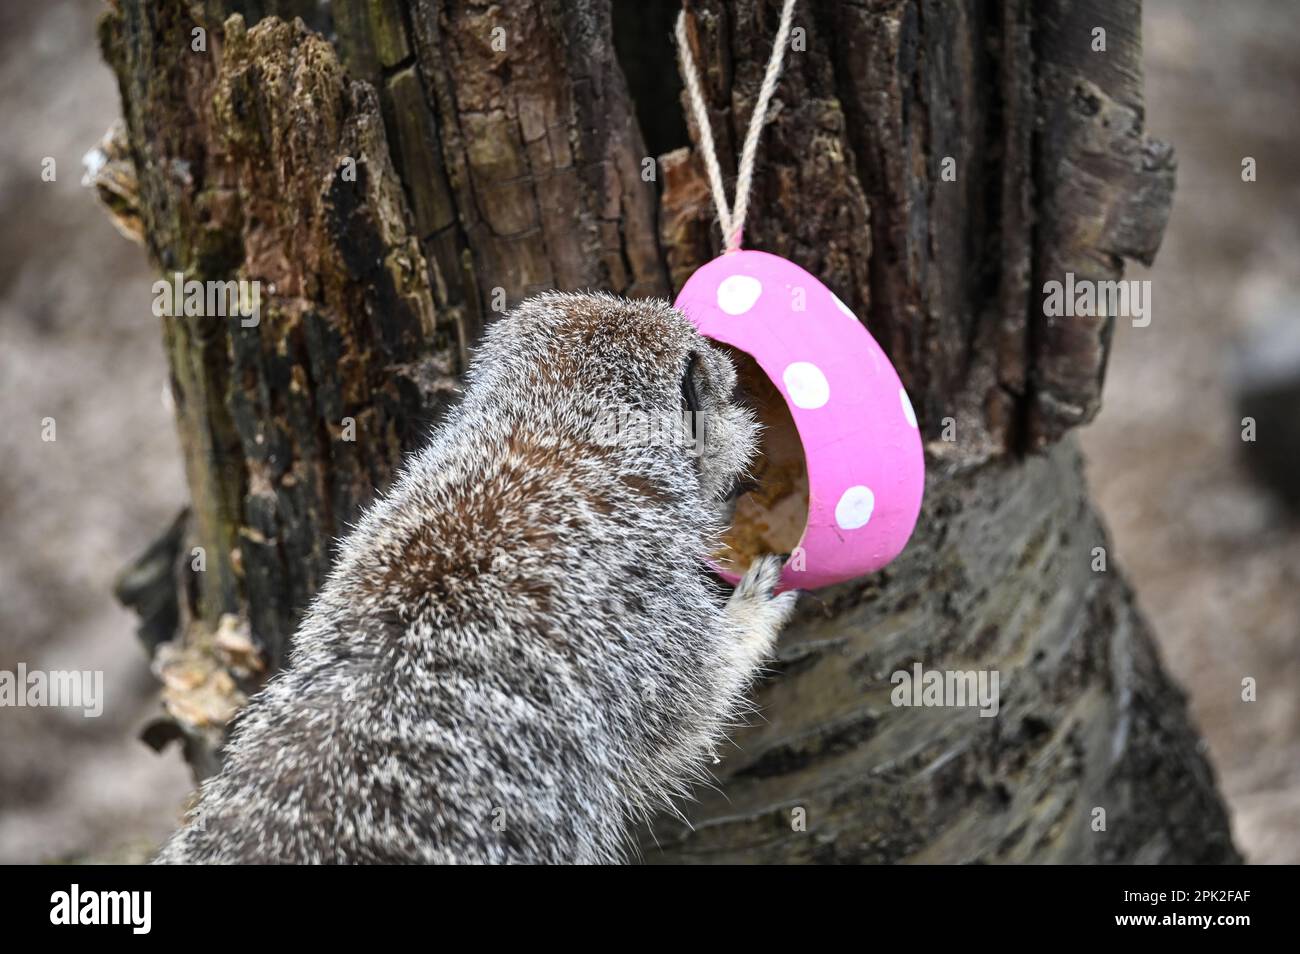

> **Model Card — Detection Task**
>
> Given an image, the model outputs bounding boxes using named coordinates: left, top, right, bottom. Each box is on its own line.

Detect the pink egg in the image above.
left=674, top=250, right=925, bottom=590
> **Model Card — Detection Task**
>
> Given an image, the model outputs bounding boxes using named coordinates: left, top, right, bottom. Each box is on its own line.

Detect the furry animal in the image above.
left=156, top=292, right=798, bottom=864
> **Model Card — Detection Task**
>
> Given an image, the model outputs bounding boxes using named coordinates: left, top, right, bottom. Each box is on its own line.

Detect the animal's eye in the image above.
left=681, top=353, right=702, bottom=417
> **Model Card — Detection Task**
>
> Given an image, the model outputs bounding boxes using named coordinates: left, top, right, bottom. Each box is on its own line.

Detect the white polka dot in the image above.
left=716, top=274, right=763, bottom=315
left=835, top=486, right=875, bottom=530
left=900, top=387, right=918, bottom=428
left=832, top=293, right=856, bottom=319
left=782, top=361, right=830, bottom=409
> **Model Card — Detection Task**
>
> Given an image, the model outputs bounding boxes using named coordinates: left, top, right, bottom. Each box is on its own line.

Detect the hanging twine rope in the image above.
left=675, top=0, right=798, bottom=253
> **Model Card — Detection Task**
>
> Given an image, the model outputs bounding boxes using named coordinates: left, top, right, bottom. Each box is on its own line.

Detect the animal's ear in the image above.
left=681, top=352, right=702, bottom=416
left=680, top=352, right=710, bottom=470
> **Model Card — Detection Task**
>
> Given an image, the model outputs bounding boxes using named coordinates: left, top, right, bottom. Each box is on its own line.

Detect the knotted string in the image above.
left=674, top=0, right=798, bottom=253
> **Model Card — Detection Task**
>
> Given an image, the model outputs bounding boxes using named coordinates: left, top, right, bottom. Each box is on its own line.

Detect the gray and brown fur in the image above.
left=156, top=292, right=797, bottom=864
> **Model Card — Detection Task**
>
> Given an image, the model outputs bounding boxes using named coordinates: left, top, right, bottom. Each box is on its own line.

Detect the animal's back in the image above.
left=157, top=293, right=796, bottom=864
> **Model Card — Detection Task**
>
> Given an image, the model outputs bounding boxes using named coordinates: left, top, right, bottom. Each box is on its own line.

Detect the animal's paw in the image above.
left=725, top=555, right=799, bottom=662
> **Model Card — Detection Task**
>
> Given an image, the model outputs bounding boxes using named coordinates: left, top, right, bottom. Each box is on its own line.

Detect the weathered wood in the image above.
left=102, top=7, right=453, bottom=678
left=646, top=440, right=1235, bottom=863
left=1030, top=0, right=1176, bottom=446
left=100, top=0, right=1234, bottom=862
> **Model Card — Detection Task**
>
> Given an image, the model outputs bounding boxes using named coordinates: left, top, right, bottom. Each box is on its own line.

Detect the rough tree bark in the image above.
left=98, top=0, right=1238, bottom=862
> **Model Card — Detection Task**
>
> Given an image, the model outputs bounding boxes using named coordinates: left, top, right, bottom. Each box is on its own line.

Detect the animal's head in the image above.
left=464, top=291, right=758, bottom=511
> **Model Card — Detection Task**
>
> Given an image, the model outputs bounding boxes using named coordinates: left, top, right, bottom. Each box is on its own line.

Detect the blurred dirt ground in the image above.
left=0, top=0, right=192, bottom=862
left=0, top=0, right=1296, bottom=863
left=1077, top=0, right=1300, bottom=864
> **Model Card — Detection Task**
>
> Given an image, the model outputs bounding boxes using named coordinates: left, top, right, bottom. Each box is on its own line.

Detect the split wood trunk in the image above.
left=99, top=0, right=1239, bottom=863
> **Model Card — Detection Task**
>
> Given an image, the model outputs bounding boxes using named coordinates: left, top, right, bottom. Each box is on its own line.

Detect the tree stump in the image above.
left=98, top=0, right=1237, bottom=863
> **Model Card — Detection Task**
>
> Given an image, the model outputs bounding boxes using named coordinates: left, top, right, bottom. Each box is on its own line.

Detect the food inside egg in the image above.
left=714, top=346, right=809, bottom=574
